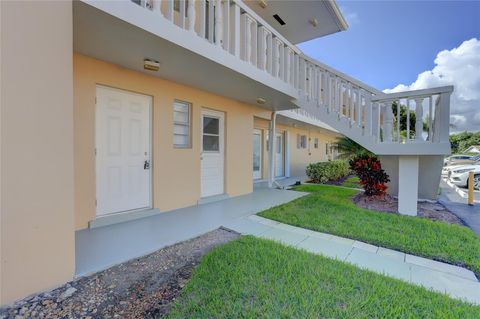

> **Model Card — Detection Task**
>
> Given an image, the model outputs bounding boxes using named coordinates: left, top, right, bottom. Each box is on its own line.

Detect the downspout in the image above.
left=268, top=111, right=282, bottom=189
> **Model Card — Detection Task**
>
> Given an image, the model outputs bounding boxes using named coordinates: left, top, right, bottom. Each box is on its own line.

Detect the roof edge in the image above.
left=325, top=0, right=349, bottom=32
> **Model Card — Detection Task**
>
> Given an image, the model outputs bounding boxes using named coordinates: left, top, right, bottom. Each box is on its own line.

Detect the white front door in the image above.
left=96, top=86, right=152, bottom=216
left=253, top=129, right=262, bottom=180
left=201, top=109, right=225, bottom=197
left=275, top=132, right=284, bottom=177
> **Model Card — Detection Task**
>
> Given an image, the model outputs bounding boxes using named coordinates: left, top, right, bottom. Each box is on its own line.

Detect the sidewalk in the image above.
left=224, top=215, right=480, bottom=305
left=439, top=179, right=480, bottom=236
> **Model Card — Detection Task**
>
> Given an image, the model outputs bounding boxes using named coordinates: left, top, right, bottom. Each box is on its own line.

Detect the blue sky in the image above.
left=299, top=0, right=480, bottom=91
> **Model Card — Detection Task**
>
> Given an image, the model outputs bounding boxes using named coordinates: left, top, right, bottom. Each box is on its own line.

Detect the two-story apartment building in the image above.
left=1, top=0, right=452, bottom=305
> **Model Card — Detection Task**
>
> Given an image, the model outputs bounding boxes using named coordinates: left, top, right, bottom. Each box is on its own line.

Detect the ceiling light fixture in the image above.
left=310, top=18, right=319, bottom=28
left=256, top=97, right=266, bottom=105
left=258, top=0, right=267, bottom=9
left=144, top=59, right=160, bottom=71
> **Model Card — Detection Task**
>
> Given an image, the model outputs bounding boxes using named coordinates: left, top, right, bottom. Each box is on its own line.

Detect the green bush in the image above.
left=306, top=160, right=350, bottom=183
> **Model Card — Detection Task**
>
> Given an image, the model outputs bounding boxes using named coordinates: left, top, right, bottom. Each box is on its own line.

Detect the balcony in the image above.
left=75, top=0, right=452, bottom=155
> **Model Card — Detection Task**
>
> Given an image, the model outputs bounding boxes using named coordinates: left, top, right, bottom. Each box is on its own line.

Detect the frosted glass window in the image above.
left=173, top=100, right=191, bottom=148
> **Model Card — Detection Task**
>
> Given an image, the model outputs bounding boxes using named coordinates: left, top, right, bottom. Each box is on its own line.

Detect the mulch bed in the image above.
left=352, top=193, right=465, bottom=225
left=0, top=228, right=239, bottom=319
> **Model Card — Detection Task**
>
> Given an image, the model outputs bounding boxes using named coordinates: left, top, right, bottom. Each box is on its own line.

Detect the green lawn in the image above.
left=168, top=237, right=479, bottom=318
left=258, top=184, right=480, bottom=277
left=340, top=175, right=361, bottom=188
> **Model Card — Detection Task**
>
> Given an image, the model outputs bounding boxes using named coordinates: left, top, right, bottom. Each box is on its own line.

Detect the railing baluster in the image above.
left=199, top=0, right=206, bottom=38
left=230, top=3, right=240, bottom=57
left=214, top=0, right=222, bottom=46
left=406, top=99, right=410, bottom=143
left=428, top=96, right=433, bottom=142
left=384, top=101, right=394, bottom=142
left=222, top=0, right=230, bottom=51
left=208, top=0, right=214, bottom=42
left=152, top=0, right=162, bottom=16
left=166, top=0, right=174, bottom=21
left=396, top=100, right=400, bottom=142
left=365, top=95, right=372, bottom=136
left=187, top=0, right=196, bottom=32
left=414, top=98, right=424, bottom=141
left=179, top=0, right=186, bottom=29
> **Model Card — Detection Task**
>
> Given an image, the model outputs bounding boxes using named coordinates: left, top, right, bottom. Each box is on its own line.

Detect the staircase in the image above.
left=282, top=55, right=453, bottom=156
left=279, top=55, right=454, bottom=214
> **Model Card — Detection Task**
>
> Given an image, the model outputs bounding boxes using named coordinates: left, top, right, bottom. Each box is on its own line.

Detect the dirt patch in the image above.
left=0, top=228, right=239, bottom=319
left=352, top=193, right=465, bottom=225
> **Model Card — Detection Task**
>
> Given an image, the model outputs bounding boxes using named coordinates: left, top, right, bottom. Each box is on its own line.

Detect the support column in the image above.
left=268, top=112, right=277, bottom=188
left=1, top=0, right=74, bottom=304
left=398, top=156, right=419, bottom=216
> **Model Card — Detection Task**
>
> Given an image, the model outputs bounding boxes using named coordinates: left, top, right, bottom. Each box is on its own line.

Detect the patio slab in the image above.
left=76, top=188, right=307, bottom=276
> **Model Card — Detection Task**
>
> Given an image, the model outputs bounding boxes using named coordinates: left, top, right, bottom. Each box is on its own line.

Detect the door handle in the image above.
left=144, top=160, right=150, bottom=170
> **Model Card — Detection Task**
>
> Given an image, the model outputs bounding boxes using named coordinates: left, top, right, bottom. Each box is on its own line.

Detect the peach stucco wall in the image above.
left=1, top=1, right=75, bottom=305
left=253, top=117, right=340, bottom=180
left=74, top=54, right=265, bottom=230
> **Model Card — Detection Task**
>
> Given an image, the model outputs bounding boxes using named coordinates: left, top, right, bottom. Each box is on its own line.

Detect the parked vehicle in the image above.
left=442, top=154, right=480, bottom=175
left=448, top=164, right=480, bottom=189
left=443, top=154, right=473, bottom=166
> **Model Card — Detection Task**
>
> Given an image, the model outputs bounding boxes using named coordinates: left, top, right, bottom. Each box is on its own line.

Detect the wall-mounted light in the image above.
left=310, top=18, right=319, bottom=28
left=256, top=97, right=266, bottom=105
left=144, top=59, right=160, bottom=71
left=258, top=0, right=267, bottom=9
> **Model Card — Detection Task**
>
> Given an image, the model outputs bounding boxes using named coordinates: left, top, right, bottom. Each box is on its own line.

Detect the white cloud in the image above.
left=384, top=38, right=480, bottom=132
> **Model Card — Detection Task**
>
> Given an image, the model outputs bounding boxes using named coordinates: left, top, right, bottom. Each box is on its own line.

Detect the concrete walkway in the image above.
left=439, top=179, right=480, bottom=236
left=76, top=189, right=307, bottom=276
left=225, top=215, right=480, bottom=305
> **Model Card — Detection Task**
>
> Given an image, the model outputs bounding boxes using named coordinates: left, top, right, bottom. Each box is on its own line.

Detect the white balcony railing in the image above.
left=133, top=0, right=452, bottom=152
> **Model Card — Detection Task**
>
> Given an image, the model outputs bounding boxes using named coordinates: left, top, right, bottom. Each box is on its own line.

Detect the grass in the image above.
left=168, top=237, right=480, bottom=318
left=340, top=175, right=361, bottom=188
left=258, top=184, right=480, bottom=277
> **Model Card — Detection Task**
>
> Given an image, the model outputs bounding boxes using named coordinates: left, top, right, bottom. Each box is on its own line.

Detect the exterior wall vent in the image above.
left=273, top=14, right=286, bottom=26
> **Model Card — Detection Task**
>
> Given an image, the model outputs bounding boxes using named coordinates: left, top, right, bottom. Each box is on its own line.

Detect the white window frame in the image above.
left=173, top=100, right=192, bottom=148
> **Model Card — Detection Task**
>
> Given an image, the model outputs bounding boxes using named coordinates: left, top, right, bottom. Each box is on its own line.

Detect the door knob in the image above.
left=144, top=160, right=150, bottom=170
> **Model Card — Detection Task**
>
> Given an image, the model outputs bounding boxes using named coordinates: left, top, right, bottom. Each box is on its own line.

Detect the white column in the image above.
left=268, top=112, right=277, bottom=188
left=398, top=156, right=419, bottom=216
left=152, top=0, right=163, bottom=16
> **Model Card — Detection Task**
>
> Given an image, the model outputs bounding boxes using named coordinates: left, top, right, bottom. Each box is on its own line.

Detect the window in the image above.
left=297, top=134, right=307, bottom=149
left=202, top=116, right=220, bottom=151
left=173, top=100, right=191, bottom=148
left=325, top=143, right=329, bottom=155
left=314, top=138, right=319, bottom=149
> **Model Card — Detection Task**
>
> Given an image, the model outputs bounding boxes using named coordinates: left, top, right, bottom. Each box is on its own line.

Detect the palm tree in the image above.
left=334, top=136, right=371, bottom=159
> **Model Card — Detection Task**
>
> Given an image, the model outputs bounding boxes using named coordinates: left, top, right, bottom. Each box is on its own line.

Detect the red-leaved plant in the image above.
left=349, top=154, right=390, bottom=196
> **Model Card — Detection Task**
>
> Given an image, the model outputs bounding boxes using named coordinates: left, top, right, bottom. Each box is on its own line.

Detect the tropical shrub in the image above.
left=306, top=160, right=350, bottom=184
left=349, top=154, right=390, bottom=196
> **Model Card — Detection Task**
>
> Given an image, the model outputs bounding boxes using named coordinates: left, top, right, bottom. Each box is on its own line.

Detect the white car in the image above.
left=442, top=155, right=480, bottom=175
left=443, top=154, right=472, bottom=166
left=448, top=165, right=480, bottom=189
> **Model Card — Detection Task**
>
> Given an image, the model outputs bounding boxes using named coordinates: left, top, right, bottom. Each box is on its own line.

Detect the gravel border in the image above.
left=0, top=228, right=239, bottom=319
